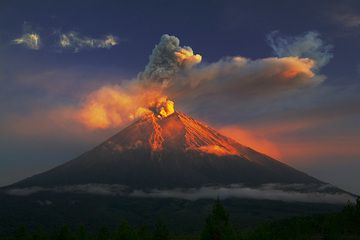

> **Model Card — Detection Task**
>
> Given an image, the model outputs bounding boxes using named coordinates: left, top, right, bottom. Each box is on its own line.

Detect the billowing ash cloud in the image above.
left=4, top=183, right=355, bottom=204
left=72, top=34, right=201, bottom=129
left=139, top=34, right=202, bottom=85
left=7, top=33, right=333, bottom=131
left=81, top=33, right=329, bottom=130
left=76, top=85, right=165, bottom=129
left=59, top=32, right=118, bottom=52
left=167, top=56, right=324, bottom=104
left=267, top=31, right=333, bottom=69
left=148, top=96, right=175, bottom=118
left=13, top=33, right=41, bottom=50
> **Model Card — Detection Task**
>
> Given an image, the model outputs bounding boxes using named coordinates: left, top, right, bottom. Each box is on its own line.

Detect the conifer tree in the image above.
left=201, top=199, right=237, bottom=240
left=96, top=226, right=110, bottom=240
left=76, top=225, right=88, bottom=240
left=114, top=221, right=138, bottom=240
left=31, top=226, right=48, bottom=240
left=152, top=220, right=170, bottom=240
left=14, top=225, right=31, bottom=240
left=56, top=225, right=73, bottom=240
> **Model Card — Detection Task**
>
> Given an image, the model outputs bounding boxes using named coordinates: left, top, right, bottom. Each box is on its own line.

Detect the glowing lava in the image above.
left=148, top=96, right=175, bottom=118
left=198, top=145, right=236, bottom=156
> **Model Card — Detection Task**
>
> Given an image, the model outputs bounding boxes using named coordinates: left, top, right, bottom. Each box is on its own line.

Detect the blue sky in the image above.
left=0, top=0, right=359, bottom=194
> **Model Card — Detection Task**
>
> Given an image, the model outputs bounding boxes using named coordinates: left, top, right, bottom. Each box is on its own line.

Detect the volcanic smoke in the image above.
left=76, top=34, right=201, bottom=129
left=148, top=96, right=175, bottom=118
left=74, top=33, right=326, bottom=130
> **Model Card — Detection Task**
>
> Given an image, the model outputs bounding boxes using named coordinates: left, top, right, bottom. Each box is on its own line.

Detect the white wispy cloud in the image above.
left=4, top=183, right=355, bottom=204
left=13, top=33, right=41, bottom=50
left=267, top=31, right=333, bottom=70
left=59, top=32, right=118, bottom=52
left=333, top=12, right=360, bottom=28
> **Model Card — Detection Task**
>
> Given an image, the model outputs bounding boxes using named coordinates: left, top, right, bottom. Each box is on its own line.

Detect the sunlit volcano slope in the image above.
left=12, top=111, right=322, bottom=189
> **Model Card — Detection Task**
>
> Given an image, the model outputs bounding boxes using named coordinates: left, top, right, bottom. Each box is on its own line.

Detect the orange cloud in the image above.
left=219, top=115, right=360, bottom=166
left=78, top=86, right=136, bottom=129
left=218, top=126, right=282, bottom=159
left=276, top=137, right=360, bottom=162
left=175, top=48, right=202, bottom=68
left=277, top=57, right=315, bottom=79
left=76, top=85, right=177, bottom=129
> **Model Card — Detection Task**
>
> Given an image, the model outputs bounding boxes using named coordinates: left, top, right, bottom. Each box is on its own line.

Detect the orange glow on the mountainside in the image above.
left=198, top=145, right=236, bottom=156
left=149, top=113, right=164, bottom=151
left=176, top=113, right=239, bottom=156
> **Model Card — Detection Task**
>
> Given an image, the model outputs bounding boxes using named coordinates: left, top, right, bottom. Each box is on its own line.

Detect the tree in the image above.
left=113, top=221, right=138, bottom=240
left=55, top=225, right=73, bottom=240
left=75, top=225, right=88, bottom=240
left=152, top=220, right=170, bottom=240
left=138, top=225, right=152, bottom=240
left=14, top=225, right=31, bottom=240
left=31, top=226, right=48, bottom=240
left=96, top=226, right=110, bottom=240
left=201, top=199, right=237, bottom=240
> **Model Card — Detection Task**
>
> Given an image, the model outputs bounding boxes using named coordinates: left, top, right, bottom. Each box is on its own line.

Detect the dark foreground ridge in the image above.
left=0, top=198, right=359, bottom=240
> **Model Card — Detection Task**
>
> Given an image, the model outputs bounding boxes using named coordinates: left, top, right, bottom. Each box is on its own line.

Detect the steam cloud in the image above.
left=13, top=33, right=41, bottom=50
left=5, top=183, right=355, bottom=204
left=11, top=28, right=118, bottom=52
left=59, top=32, right=118, bottom=52
left=72, top=32, right=332, bottom=130
left=267, top=31, right=333, bottom=69
left=332, top=10, right=360, bottom=28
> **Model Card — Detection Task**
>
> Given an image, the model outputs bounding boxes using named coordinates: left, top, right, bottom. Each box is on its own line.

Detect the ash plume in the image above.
left=139, top=34, right=202, bottom=85
left=74, top=34, right=202, bottom=129
left=12, top=33, right=332, bottom=131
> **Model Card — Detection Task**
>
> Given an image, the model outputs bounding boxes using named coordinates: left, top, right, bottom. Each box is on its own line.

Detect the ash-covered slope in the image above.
left=12, top=111, right=322, bottom=189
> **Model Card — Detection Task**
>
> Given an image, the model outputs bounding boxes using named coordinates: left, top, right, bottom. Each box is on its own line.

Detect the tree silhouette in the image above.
left=31, top=226, right=48, bottom=240
left=75, top=225, right=88, bottom=240
left=14, top=225, right=31, bottom=240
left=96, top=226, right=110, bottom=240
left=56, top=225, right=73, bottom=240
left=113, top=221, right=138, bottom=240
left=152, top=220, right=170, bottom=240
left=201, top=199, right=237, bottom=240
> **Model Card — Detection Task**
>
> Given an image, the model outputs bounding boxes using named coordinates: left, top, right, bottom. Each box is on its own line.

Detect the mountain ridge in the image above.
left=8, top=111, right=326, bottom=190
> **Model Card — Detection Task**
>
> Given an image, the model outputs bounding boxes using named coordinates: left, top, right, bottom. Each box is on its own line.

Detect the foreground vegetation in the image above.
left=1, top=198, right=359, bottom=240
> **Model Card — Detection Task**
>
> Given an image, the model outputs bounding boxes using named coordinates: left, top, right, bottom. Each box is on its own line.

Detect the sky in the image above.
left=0, top=0, right=359, bottom=194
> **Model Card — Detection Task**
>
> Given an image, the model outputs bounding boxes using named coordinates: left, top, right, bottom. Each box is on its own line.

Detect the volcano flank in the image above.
left=12, top=111, right=324, bottom=189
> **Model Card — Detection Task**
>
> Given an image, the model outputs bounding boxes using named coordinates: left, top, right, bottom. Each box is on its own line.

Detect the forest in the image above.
left=1, top=197, right=359, bottom=240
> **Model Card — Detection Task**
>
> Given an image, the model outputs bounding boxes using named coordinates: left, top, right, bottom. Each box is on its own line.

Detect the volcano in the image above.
left=1, top=111, right=355, bottom=233
left=12, top=111, right=323, bottom=189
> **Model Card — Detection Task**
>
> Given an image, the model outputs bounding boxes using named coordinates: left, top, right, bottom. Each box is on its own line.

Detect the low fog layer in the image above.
left=4, top=183, right=355, bottom=204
